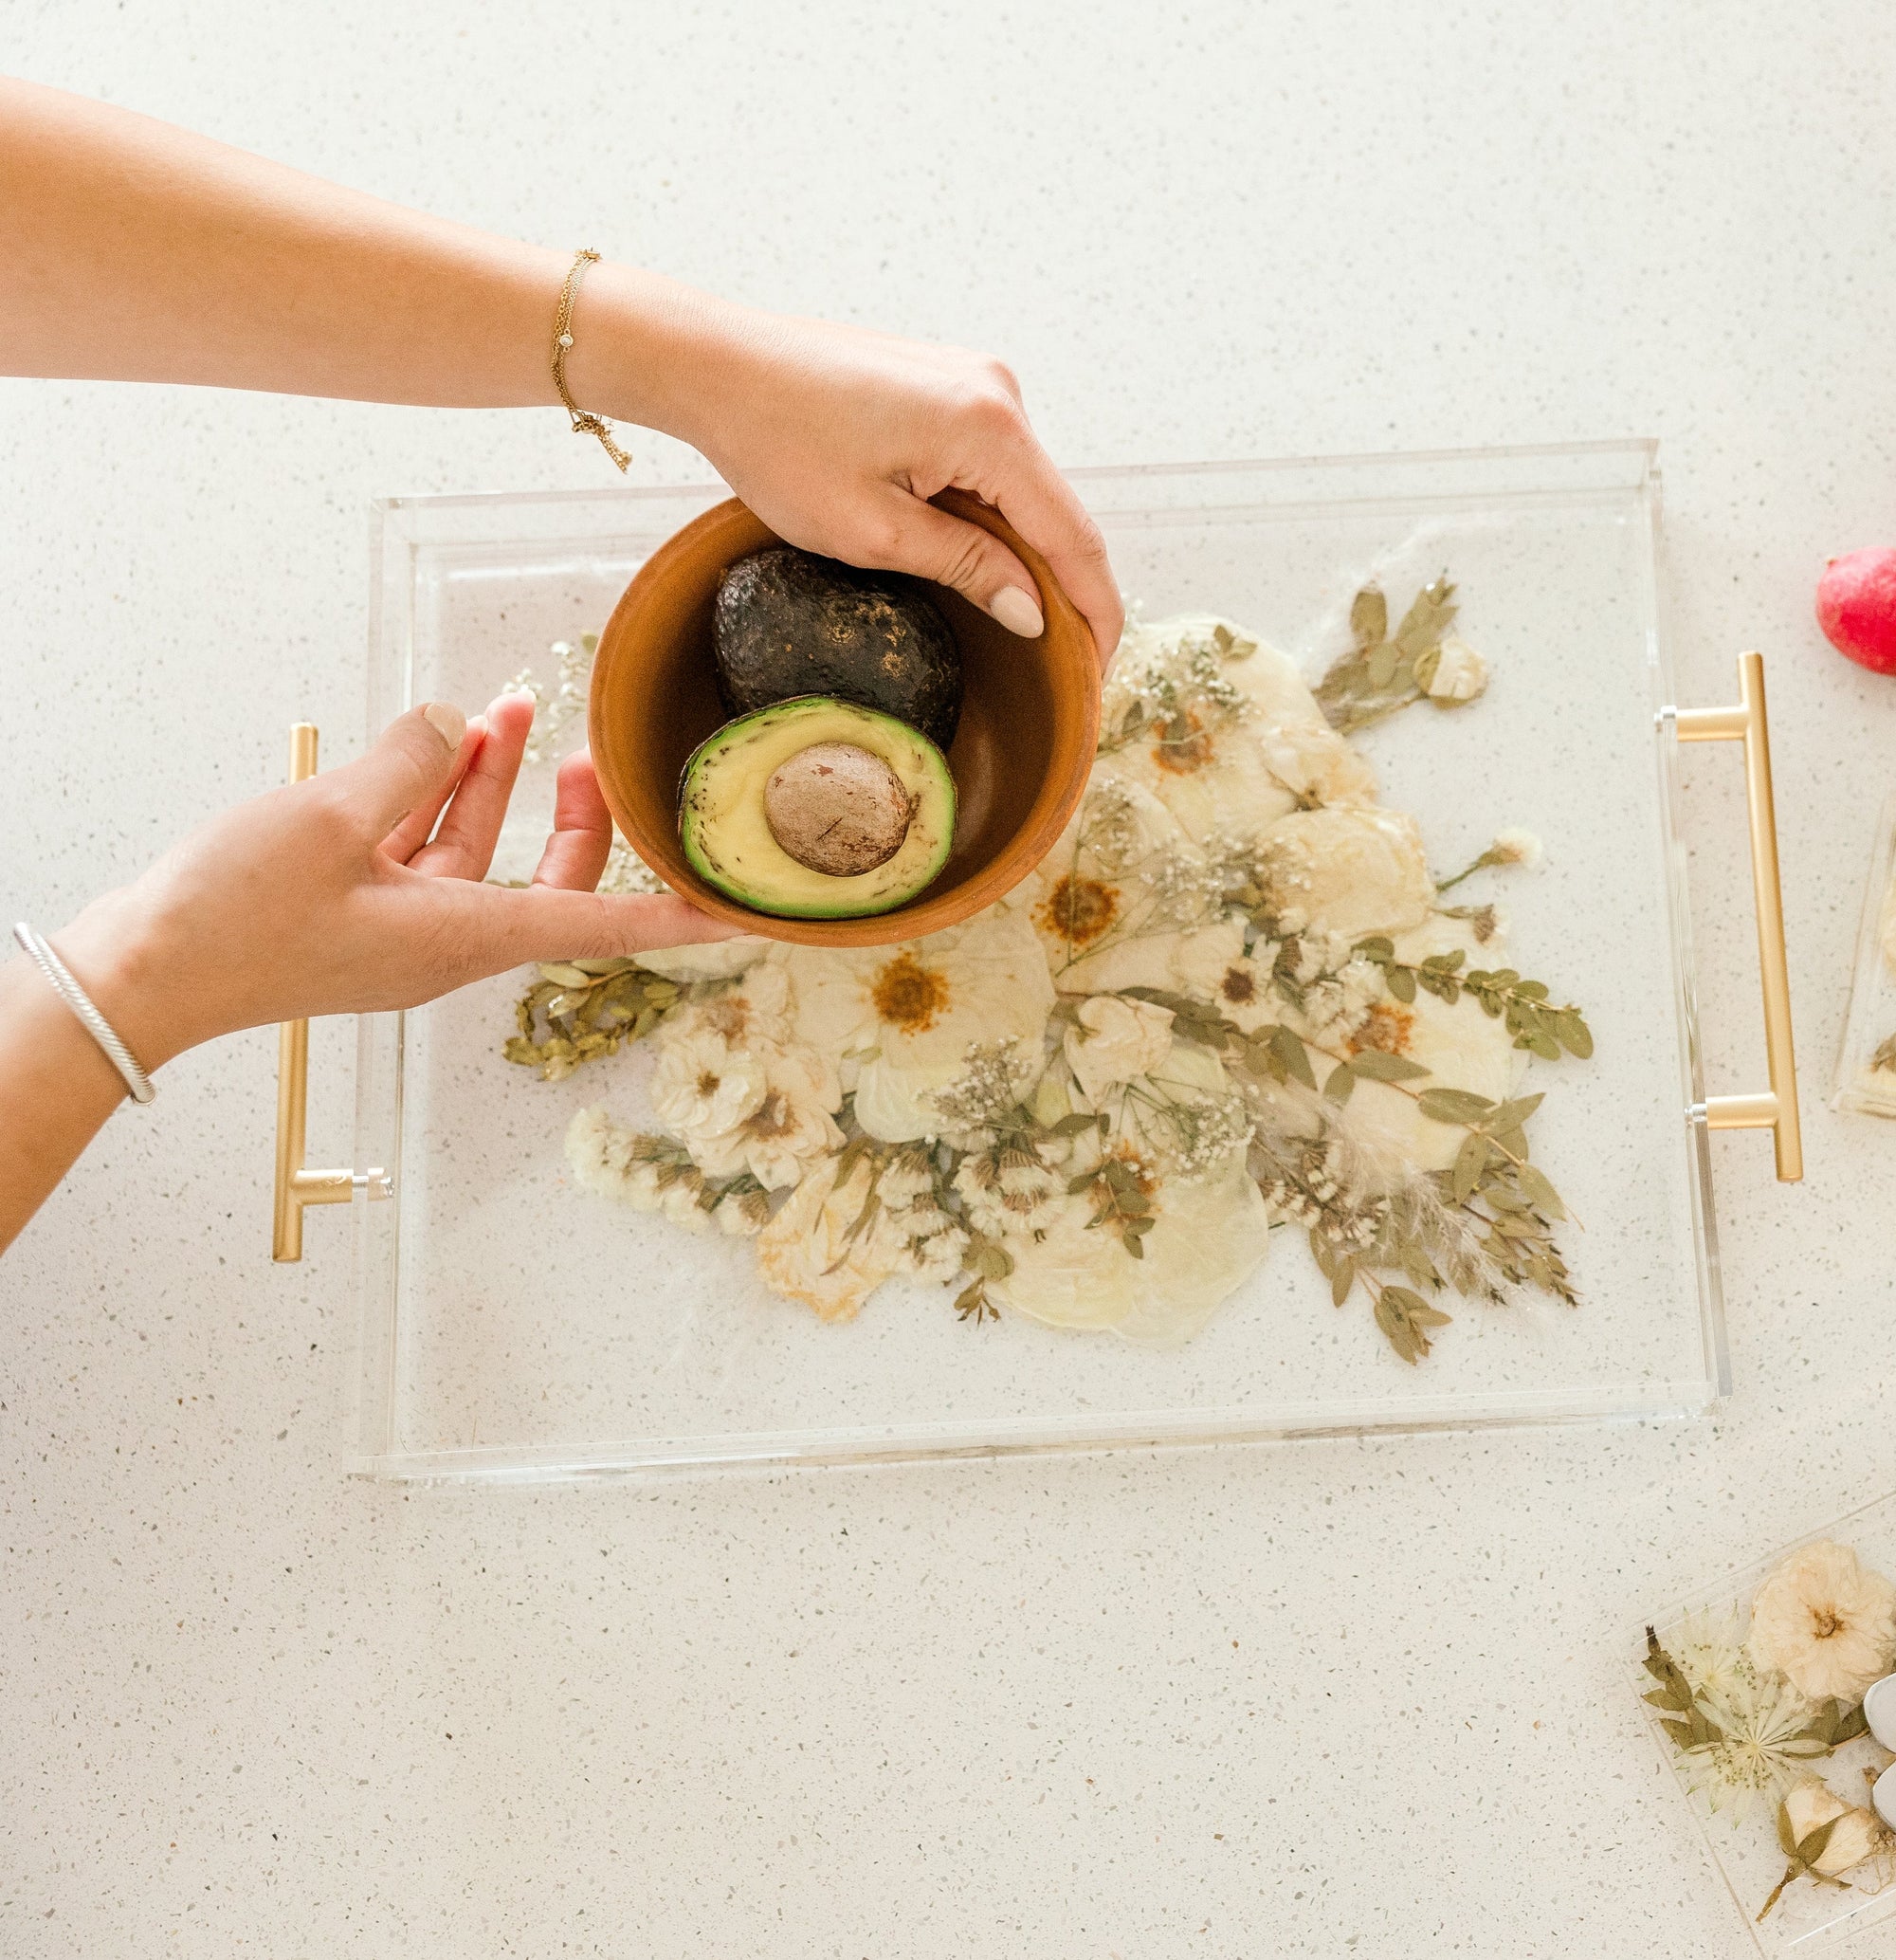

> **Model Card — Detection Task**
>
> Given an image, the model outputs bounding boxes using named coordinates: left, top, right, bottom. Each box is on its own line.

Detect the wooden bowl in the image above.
left=589, top=490, right=1100, bottom=948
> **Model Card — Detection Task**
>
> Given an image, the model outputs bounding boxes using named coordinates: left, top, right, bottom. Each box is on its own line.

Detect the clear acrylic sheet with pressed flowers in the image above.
left=346, top=443, right=1725, bottom=1478
left=1635, top=1492, right=1896, bottom=1955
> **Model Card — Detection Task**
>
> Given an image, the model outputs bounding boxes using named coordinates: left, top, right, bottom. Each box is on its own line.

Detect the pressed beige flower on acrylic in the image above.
left=1749, top=1541, right=1896, bottom=1705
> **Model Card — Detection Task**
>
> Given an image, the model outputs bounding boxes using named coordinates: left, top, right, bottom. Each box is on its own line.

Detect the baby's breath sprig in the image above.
left=1097, top=620, right=1256, bottom=759
left=505, top=632, right=597, bottom=765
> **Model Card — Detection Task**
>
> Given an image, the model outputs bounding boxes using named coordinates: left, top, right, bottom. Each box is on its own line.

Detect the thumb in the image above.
left=867, top=489, right=1046, bottom=638
left=328, top=702, right=468, bottom=838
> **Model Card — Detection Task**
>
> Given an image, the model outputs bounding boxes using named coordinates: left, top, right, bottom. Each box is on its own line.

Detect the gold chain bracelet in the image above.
left=551, top=247, right=630, bottom=472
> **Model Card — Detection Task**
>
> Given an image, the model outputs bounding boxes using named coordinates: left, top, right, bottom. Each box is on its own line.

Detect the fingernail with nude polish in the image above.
left=423, top=701, right=466, bottom=749
left=989, top=586, right=1045, bottom=638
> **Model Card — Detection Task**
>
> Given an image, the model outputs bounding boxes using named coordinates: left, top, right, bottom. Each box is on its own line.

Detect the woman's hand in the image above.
left=583, top=282, right=1124, bottom=669
left=53, top=691, right=733, bottom=1072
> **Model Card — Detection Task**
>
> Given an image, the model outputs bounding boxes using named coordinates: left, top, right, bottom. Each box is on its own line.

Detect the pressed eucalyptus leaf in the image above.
left=1347, top=1049, right=1431, bottom=1082
left=1351, top=586, right=1388, bottom=648
left=1417, top=1087, right=1497, bottom=1125
left=1452, top=1131, right=1489, bottom=1204
left=1271, top=1024, right=1318, bottom=1090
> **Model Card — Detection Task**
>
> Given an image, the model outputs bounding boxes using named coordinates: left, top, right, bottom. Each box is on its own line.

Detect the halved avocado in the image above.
left=712, top=547, right=963, bottom=750
left=679, top=696, right=957, bottom=919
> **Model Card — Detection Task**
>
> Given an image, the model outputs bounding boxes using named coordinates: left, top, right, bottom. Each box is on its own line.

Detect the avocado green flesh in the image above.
left=679, top=696, right=956, bottom=919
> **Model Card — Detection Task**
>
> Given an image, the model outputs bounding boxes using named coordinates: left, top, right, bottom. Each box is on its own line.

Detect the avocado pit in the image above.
left=763, top=741, right=916, bottom=876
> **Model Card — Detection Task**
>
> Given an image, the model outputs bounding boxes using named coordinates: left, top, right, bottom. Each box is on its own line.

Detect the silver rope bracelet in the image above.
left=11, top=922, right=155, bottom=1105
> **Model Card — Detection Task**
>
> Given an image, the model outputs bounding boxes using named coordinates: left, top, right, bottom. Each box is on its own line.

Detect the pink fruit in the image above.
left=1817, top=547, right=1896, bottom=675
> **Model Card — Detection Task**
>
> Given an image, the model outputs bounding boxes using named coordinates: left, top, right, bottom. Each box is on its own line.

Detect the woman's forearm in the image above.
left=0, top=954, right=131, bottom=1253
left=0, top=76, right=1123, bottom=663
left=0, top=74, right=708, bottom=429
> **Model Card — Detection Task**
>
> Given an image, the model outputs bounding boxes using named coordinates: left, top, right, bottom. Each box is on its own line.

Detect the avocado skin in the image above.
left=712, top=547, right=963, bottom=750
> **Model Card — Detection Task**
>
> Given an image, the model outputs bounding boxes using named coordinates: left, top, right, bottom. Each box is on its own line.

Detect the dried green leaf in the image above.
left=1520, top=1160, right=1559, bottom=1222
left=1270, top=1024, right=1317, bottom=1090
left=1452, top=1131, right=1490, bottom=1205
left=1488, top=1094, right=1545, bottom=1128
left=1386, top=963, right=1417, bottom=1004
left=1048, top=1112, right=1102, bottom=1136
left=1350, top=586, right=1388, bottom=649
left=1323, top=1062, right=1357, bottom=1106
left=1416, top=1088, right=1497, bottom=1126
left=1346, top=1049, right=1431, bottom=1082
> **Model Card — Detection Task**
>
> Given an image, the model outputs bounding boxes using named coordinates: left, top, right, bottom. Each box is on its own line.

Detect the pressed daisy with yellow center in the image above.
left=871, top=952, right=951, bottom=1035
left=1036, top=874, right=1120, bottom=948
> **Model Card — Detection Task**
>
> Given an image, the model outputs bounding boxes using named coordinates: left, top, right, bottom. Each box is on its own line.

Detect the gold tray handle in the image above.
left=1666, top=652, right=1802, bottom=1182
left=273, top=724, right=392, bottom=1260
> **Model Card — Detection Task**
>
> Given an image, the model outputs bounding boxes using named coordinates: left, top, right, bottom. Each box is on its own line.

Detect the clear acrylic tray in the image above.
left=1831, top=791, right=1896, bottom=1120
left=319, top=443, right=1758, bottom=1479
left=1635, top=1491, right=1896, bottom=1953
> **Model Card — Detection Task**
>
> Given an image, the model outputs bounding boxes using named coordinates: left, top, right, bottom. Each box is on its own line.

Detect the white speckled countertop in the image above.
left=5, top=4, right=1896, bottom=1953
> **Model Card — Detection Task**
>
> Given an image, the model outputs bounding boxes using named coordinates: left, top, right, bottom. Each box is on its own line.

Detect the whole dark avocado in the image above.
left=711, top=546, right=963, bottom=750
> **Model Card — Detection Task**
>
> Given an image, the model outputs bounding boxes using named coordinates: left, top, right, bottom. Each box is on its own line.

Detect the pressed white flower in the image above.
left=1064, top=995, right=1176, bottom=1103
left=1329, top=987, right=1520, bottom=1177
left=953, top=1146, right=1063, bottom=1241
left=714, top=1182, right=773, bottom=1236
left=1670, top=1609, right=1762, bottom=1706
left=1094, top=614, right=1304, bottom=843
left=875, top=1150, right=936, bottom=1207
left=1028, top=777, right=1226, bottom=995
left=1169, top=920, right=1278, bottom=1034
left=756, top=1155, right=902, bottom=1323
left=989, top=1155, right=1269, bottom=1346
left=564, top=1107, right=670, bottom=1211
left=1257, top=805, right=1434, bottom=942
left=1110, top=1160, right=1272, bottom=1346
left=882, top=1159, right=970, bottom=1284
left=689, top=1040, right=845, bottom=1190
left=784, top=910, right=1053, bottom=1142
left=903, top=1225, right=970, bottom=1288
left=1491, top=828, right=1543, bottom=869
left=1814, top=1805, right=1886, bottom=1878
left=1687, top=1667, right=1832, bottom=1820
left=988, top=1188, right=1141, bottom=1330
left=1094, top=1041, right=1253, bottom=1184
left=1256, top=718, right=1380, bottom=810
left=1424, top=633, right=1487, bottom=704
left=1749, top=1542, right=1896, bottom=1705
left=633, top=936, right=772, bottom=982
left=648, top=1022, right=769, bottom=1142
left=660, top=1173, right=715, bottom=1234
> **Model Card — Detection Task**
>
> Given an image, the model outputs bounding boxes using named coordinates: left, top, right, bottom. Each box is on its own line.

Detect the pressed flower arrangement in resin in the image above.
left=503, top=576, right=1595, bottom=1361
left=1640, top=1538, right=1896, bottom=1939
